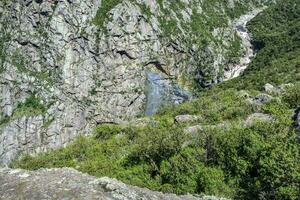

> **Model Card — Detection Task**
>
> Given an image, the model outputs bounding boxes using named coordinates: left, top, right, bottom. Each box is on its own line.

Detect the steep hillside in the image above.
left=220, top=0, right=300, bottom=90
left=11, top=0, right=300, bottom=199
left=0, top=0, right=273, bottom=164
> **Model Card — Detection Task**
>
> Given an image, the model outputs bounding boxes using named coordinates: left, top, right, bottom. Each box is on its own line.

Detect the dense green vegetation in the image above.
left=220, top=0, right=300, bottom=90
left=12, top=84, right=300, bottom=199
left=12, top=0, right=300, bottom=199
left=93, top=0, right=122, bottom=29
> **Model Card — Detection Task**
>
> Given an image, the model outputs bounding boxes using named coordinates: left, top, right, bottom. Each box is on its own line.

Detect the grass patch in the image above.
left=0, top=94, right=47, bottom=127
left=92, top=0, right=122, bottom=29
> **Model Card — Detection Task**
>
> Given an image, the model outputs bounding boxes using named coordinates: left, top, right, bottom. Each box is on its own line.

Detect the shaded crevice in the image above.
left=145, top=61, right=169, bottom=76
left=116, top=50, right=136, bottom=60
left=167, top=42, right=185, bottom=54
left=251, top=40, right=265, bottom=52
left=127, top=95, right=140, bottom=107
left=35, top=0, right=43, bottom=4
left=15, top=40, right=40, bottom=49
left=24, top=0, right=33, bottom=7
left=293, top=108, right=300, bottom=129
left=40, top=11, right=49, bottom=17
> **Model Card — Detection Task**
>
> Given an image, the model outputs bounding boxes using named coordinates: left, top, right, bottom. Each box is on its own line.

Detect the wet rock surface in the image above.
left=0, top=168, right=227, bottom=200
left=145, top=72, right=191, bottom=116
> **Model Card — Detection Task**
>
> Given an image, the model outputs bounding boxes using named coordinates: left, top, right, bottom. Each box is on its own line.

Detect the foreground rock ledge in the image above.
left=0, top=168, right=226, bottom=200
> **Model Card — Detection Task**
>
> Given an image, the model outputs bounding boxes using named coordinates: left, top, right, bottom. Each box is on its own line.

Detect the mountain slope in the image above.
left=0, top=0, right=273, bottom=164
left=220, top=0, right=300, bottom=90
left=11, top=1, right=300, bottom=199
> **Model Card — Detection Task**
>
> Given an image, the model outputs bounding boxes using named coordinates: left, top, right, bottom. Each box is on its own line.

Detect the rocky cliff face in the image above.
left=0, top=167, right=228, bottom=200
left=0, top=0, right=273, bottom=164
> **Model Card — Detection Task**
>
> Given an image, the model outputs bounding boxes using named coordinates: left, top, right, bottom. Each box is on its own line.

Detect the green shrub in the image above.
left=283, top=83, right=300, bottom=108
left=93, top=0, right=122, bottom=29
left=219, top=0, right=300, bottom=90
left=94, top=124, right=123, bottom=140
left=14, top=94, right=46, bottom=117
left=209, top=122, right=300, bottom=200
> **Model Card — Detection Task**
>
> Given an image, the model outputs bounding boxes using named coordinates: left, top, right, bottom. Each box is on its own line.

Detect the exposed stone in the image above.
left=184, top=125, right=204, bottom=135
left=245, top=113, right=274, bottom=126
left=237, top=90, right=250, bottom=98
left=175, top=115, right=202, bottom=123
left=264, top=83, right=294, bottom=94
left=246, top=93, right=274, bottom=106
left=264, top=83, right=276, bottom=94
left=184, top=123, right=230, bottom=135
left=0, top=168, right=228, bottom=200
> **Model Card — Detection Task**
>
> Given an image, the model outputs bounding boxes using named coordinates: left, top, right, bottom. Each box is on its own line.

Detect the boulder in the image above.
left=264, top=83, right=294, bottom=94
left=175, top=115, right=202, bottom=124
left=184, top=125, right=204, bottom=135
left=247, top=93, right=274, bottom=106
left=245, top=113, right=274, bottom=126
left=264, top=83, right=276, bottom=94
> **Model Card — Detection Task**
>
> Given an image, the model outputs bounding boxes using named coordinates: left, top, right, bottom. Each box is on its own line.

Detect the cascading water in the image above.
left=145, top=72, right=191, bottom=116
left=224, top=9, right=264, bottom=80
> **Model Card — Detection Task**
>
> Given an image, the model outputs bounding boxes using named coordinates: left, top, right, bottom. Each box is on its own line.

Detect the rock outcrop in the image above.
left=0, top=167, right=227, bottom=200
left=0, top=0, right=272, bottom=164
left=245, top=113, right=274, bottom=126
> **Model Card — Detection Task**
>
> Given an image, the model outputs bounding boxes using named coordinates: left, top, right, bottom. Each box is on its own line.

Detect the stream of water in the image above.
left=224, top=9, right=263, bottom=80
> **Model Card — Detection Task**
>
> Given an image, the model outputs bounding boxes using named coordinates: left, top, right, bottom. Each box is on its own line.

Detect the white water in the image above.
left=224, top=9, right=263, bottom=80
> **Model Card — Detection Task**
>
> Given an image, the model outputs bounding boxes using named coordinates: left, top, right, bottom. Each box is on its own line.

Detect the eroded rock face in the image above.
left=0, top=168, right=227, bottom=200
left=0, top=0, right=271, bottom=164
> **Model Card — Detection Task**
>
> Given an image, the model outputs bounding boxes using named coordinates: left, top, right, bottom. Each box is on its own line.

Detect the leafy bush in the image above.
left=94, top=124, right=123, bottom=140
left=14, top=94, right=46, bottom=117
left=93, top=0, right=122, bottom=29
left=283, top=83, right=300, bottom=108
left=209, top=122, right=300, bottom=200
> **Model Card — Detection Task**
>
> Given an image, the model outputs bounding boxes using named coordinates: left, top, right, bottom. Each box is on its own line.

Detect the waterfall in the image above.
left=145, top=72, right=191, bottom=116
